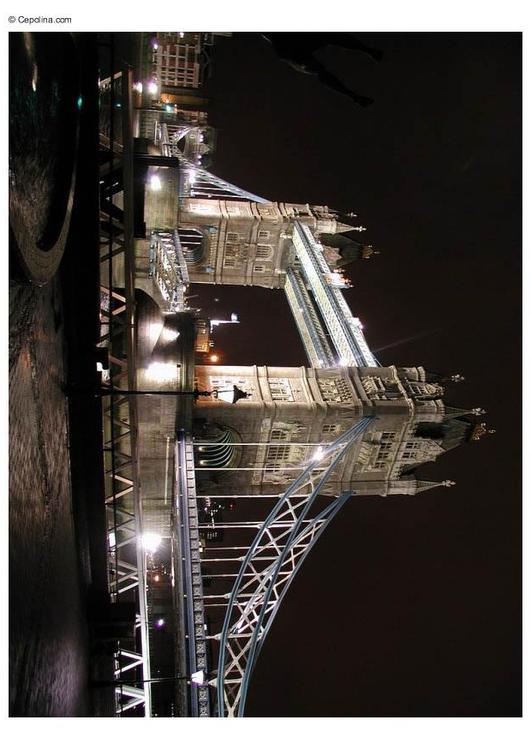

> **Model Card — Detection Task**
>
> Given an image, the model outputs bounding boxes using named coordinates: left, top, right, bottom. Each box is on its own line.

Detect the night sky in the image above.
left=191, top=33, right=522, bottom=716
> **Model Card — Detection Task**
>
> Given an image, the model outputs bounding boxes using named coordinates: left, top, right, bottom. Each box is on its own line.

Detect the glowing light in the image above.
left=108, top=531, right=116, bottom=549
left=142, top=532, right=162, bottom=553
left=191, top=670, right=206, bottom=685
left=155, top=618, right=165, bottom=628
left=160, top=327, right=180, bottom=343
left=150, top=174, right=162, bottom=191
left=148, top=322, right=164, bottom=342
left=31, top=64, right=38, bottom=92
left=133, top=81, right=143, bottom=94
left=146, top=361, right=179, bottom=382
left=76, top=95, right=83, bottom=110
left=312, top=447, right=325, bottom=462
left=179, top=32, right=185, bottom=38
left=209, top=354, right=219, bottom=363
left=152, top=42, right=159, bottom=50
left=147, top=80, right=158, bottom=95
left=154, top=574, right=161, bottom=582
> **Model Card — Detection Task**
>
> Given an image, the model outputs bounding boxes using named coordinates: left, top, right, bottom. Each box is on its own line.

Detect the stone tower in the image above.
left=177, top=198, right=353, bottom=288
left=192, top=363, right=477, bottom=498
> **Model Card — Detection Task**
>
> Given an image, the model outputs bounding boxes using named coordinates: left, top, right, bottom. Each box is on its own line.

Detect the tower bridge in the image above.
left=97, top=78, right=489, bottom=717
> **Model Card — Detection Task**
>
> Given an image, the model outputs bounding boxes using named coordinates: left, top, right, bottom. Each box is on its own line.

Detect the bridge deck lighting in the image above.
left=142, top=532, right=162, bottom=553
left=146, top=361, right=179, bottom=382
left=190, top=670, right=207, bottom=686
left=149, top=174, right=162, bottom=191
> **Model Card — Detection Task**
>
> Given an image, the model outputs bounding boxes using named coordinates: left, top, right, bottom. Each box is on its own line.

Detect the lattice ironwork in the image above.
left=176, top=417, right=373, bottom=717
left=98, top=67, right=152, bottom=716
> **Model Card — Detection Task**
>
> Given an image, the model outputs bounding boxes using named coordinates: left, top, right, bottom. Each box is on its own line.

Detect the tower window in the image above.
left=258, top=230, right=270, bottom=240
left=254, top=264, right=266, bottom=273
left=269, top=378, right=294, bottom=402
left=256, top=245, right=273, bottom=260
left=322, top=424, right=341, bottom=435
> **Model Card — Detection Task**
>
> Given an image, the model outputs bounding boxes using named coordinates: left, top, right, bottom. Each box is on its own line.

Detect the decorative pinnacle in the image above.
left=442, top=480, right=456, bottom=487
left=471, top=407, right=486, bottom=415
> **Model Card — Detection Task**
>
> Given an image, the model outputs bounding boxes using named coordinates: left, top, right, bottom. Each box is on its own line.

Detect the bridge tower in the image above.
left=126, top=145, right=490, bottom=717
left=192, top=363, right=479, bottom=500
left=178, top=196, right=351, bottom=289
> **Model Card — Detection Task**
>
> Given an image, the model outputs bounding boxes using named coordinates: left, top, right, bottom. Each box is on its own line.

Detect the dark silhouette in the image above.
left=261, top=32, right=382, bottom=106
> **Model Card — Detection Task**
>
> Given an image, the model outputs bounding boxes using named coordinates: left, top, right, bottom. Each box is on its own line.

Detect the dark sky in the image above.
left=193, top=33, right=522, bottom=716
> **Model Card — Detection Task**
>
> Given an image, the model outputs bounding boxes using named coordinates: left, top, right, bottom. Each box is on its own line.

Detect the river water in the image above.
left=9, top=279, right=95, bottom=716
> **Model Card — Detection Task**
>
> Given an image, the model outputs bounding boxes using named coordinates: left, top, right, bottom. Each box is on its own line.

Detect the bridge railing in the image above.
left=98, top=65, right=152, bottom=716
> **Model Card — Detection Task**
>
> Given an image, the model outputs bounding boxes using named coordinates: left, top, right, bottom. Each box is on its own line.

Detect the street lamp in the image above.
left=92, top=670, right=213, bottom=689
left=98, top=385, right=250, bottom=403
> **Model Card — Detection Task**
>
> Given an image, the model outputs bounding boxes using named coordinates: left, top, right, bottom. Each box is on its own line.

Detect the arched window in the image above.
left=256, top=244, right=273, bottom=260
left=178, top=227, right=207, bottom=265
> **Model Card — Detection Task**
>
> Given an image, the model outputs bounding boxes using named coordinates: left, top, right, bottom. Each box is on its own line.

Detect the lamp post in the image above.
left=92, top=669, right=214, bottom=689
left=98, top=385, right=250, bottom=404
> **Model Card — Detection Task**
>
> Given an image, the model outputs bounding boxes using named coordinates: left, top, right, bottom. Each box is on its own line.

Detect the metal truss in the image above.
left=291, top=222, right=378, bottom=368
left=99, top=68, right=152, bottom=716
left=175, top=432, right=212, bottom=716
left=209, top=416, right=374, bottom=716
left=149, top=229, right=190, bottom=312
left=285, top=267, right=337, bottom=368
left=156, top=122, right=269, bottom=204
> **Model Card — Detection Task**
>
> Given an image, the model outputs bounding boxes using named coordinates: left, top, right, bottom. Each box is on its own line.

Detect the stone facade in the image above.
left=191, top=364, right=467, bottom=498
left=177, top=199, right=353, bottom=288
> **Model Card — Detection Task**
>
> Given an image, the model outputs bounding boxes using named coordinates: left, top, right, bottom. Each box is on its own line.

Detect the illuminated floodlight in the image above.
left=108, top=531, right=116, bottom=549
left=142, top=532, right=162, bottom=553
left=190, top=670, right=206, bottom=686
left=155, top=618, right=165, bottom=628
left=160, top=327, right=180, bottom=343
left=133, top=81, right=143, bottom=94
left=213, top=386, right=249, bottom=405
left=150, top=174, right=162, bottom=191
left=146, top=361, right=179, bottom=382
left=148, top=322, right=164, bottom=343
left=312, top=447, right=325, bottom=462
left=147, top=80, right=158, bottom=95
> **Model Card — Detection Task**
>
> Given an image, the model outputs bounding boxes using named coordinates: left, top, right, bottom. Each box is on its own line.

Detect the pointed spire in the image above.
left=470, top=423, right=496, bottom=441
left=442, top=405, right=485, bottom=420
left=415, top=479, right=456, bottom=493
